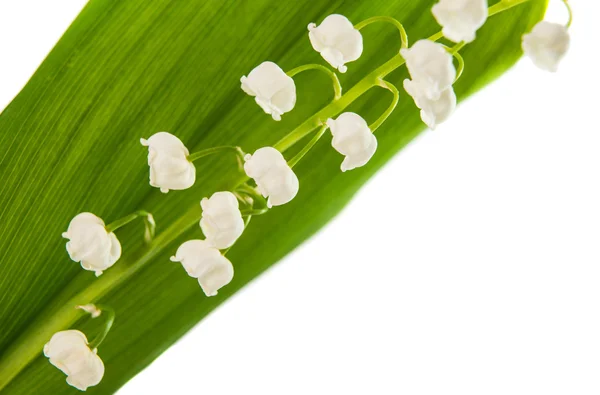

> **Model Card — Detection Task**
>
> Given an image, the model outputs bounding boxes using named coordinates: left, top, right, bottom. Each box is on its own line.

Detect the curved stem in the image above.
left=452, top=51, right=465, bottom=83
left=77, top=304, right=115, bottom=350
left=240, top=208, right=269, bottom=216
left=370, top=80, right=400, bottom=133
left=563, top=0, right=573, bottom=28
left=0, top=1, right=538, bottom=389
left=442, top=43, right=466, bottom=83
left=287, top=64, right=342, bottom=100
left=288, top=124, right=329, bottom=168
left=188, top=146, right=246, bottom=166
left=106, top=210, right=155, bottom=243
left=235, top=184, right=268, bottom=210
left=355, top=16, right=409, bottom=49
left=222, top=215, right=253, bottom=256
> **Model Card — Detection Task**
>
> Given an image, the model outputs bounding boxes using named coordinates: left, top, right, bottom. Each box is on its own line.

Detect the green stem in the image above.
left=370, top=80, right=400, bottom=132
left=441, top=43, right=466, bottom=83
left=288, top=124, right=329, bottom=168
left=222, top=215, right=253, bottom=255
left=0, top=1, right=535, bottom=389
left=452, top=51, right=465, bottom=83
left=235, top=184, right=268, bottom=210
left=355, top=16, right=409, bottom=49
left=287, top=64, right=342, bottom=100
left=188, top=145, right=245, bottom=163
left=240, top=208, right=269, bottom=216
left=563, top=0, right=573, bottom=28
left=106, top=210, right=155, bottom=243
left=83, top=304, right=115, bottom=350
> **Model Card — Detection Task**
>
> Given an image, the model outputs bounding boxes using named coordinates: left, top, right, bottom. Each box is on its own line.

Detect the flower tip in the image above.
left=271, top=113, right=282, bottom=121
left=307, top=22, right=316, bottom=31
left=244, top=153, right=252, bottom=162
left=140, top=138, right=149, bottom=146
left=169, top=255, right=179, bottom=262
left=338, top=65, right=347, bottom=73
left=160, top=187, right=169, bottom=193
left=61, top=232, right=69, bottom=239
left=94, top=271, right=103, bottom=277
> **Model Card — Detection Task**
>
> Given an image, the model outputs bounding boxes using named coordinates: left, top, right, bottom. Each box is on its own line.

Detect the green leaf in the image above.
left=0, top=0, right=546, bottom=393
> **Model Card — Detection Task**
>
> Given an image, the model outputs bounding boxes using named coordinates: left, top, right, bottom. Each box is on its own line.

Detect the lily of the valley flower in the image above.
left=432, top=0, right=488, bottom=43
left=241, top=61, right=296, bottom=121
left=400, top=40, right=456, bottom=100
left=327, top=113, right=377, bottom=172
left=243, top=147, right=299, bottom=207
left=403, top=80, right=457, bottom=129
left=140, top=132, right=196, bottom=193
left=200, top=191, right=245, bottom=250
left=522, top=21, right=570, bottom=72
left=43, top=330, right=104, bottom=391
left=308, top=14, right=363, bottom=73
left=62, top=213, right=121, bottom=277
left=170, top=240, right=234, bottom=296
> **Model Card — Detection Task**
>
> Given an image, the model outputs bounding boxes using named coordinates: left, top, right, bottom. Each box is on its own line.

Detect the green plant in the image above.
left=0, top=0, right=550, bottom=393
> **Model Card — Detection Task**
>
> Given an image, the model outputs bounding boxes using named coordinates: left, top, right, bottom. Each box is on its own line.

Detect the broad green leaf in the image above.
left=0, top=0, right=546, bottom=393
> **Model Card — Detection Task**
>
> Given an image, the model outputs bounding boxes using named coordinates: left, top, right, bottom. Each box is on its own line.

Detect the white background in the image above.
left=1, top=1, right=599, bottom=394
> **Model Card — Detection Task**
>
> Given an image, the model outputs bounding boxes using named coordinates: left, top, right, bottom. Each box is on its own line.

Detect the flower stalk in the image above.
left=106, top=210, right=155, bottom=243
left=354, top=16, right=409, bottom=49
left=286, top=64, right=343, bottom=100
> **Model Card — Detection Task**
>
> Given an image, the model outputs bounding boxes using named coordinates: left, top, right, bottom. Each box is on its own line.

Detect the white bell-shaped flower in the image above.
left=400, top=40, right=456, bottom=100
left=522, top=21, right=570, bottom=72
left=170, top=240, right=234, bottom=297
left=43, top=330, right=104, bottom=391
left=404, top=79, right=457, bottom=129
left=62, top=213, right=121, bottom=277
left=200, top=191, right=245, bottom=250
left=432, top=0, right=488, bottom=43
left=241, top=61, right=296, bottom=121
left=308, top=14, right=363, bottom=73
left=326, top=113, right=377, bottom=172
left=140, top=132, right=196, bottom=193
left=243, top=147, right=299, bottom=207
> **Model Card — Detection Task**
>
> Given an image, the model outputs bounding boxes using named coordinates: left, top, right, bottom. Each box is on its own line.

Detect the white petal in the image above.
left=241, top=62, right=296, bottom=119
left=400, top=40, right=456, bottom=99
left=200, top=192, right=245, bottom=249
left=522, top=21, right=570, bottom=72
left=328, top=112, right=377, bottom=171
left=64, top=213, right=120, bottom=274
left=308, top=14, right=363, bottom=72
left=432, top=0, right=488, bottom=43
left=141, top=132, right=196, bottom=192
left=171, top=240, right=234, bottom=296
left=44, top=330, right=104, bottom=391
left=244, top=147, right=299, bottom=207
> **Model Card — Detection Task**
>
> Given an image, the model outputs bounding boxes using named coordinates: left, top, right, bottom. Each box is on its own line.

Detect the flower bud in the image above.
left=243, top=147, right=299, bottom=207
left=432, top=0, right=488, bottom=43
left=43, top=330, right=104, bottom=391
left=404, top=80, right=456, bottom=129
left=326, top=113, right=377, bottom=172
left=170, top=240, right=234, bottom=297
left=200, top=191, right=245, bottom=249
left=308, top=14, right=363, bottom=73
left=241, top=61, right=296, bottom=121
left=400, top=40, right=456, bottom=100
left=522, top=21, right=570, bottom=72
left=62, top=213, right=121, bottom=277
left=140, top=132, right=196, bottom=193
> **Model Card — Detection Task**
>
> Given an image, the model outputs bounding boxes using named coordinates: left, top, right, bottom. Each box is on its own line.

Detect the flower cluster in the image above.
left=48, top=0, right=571, bottom=390
left=402, top=39, right=458, bottom=129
